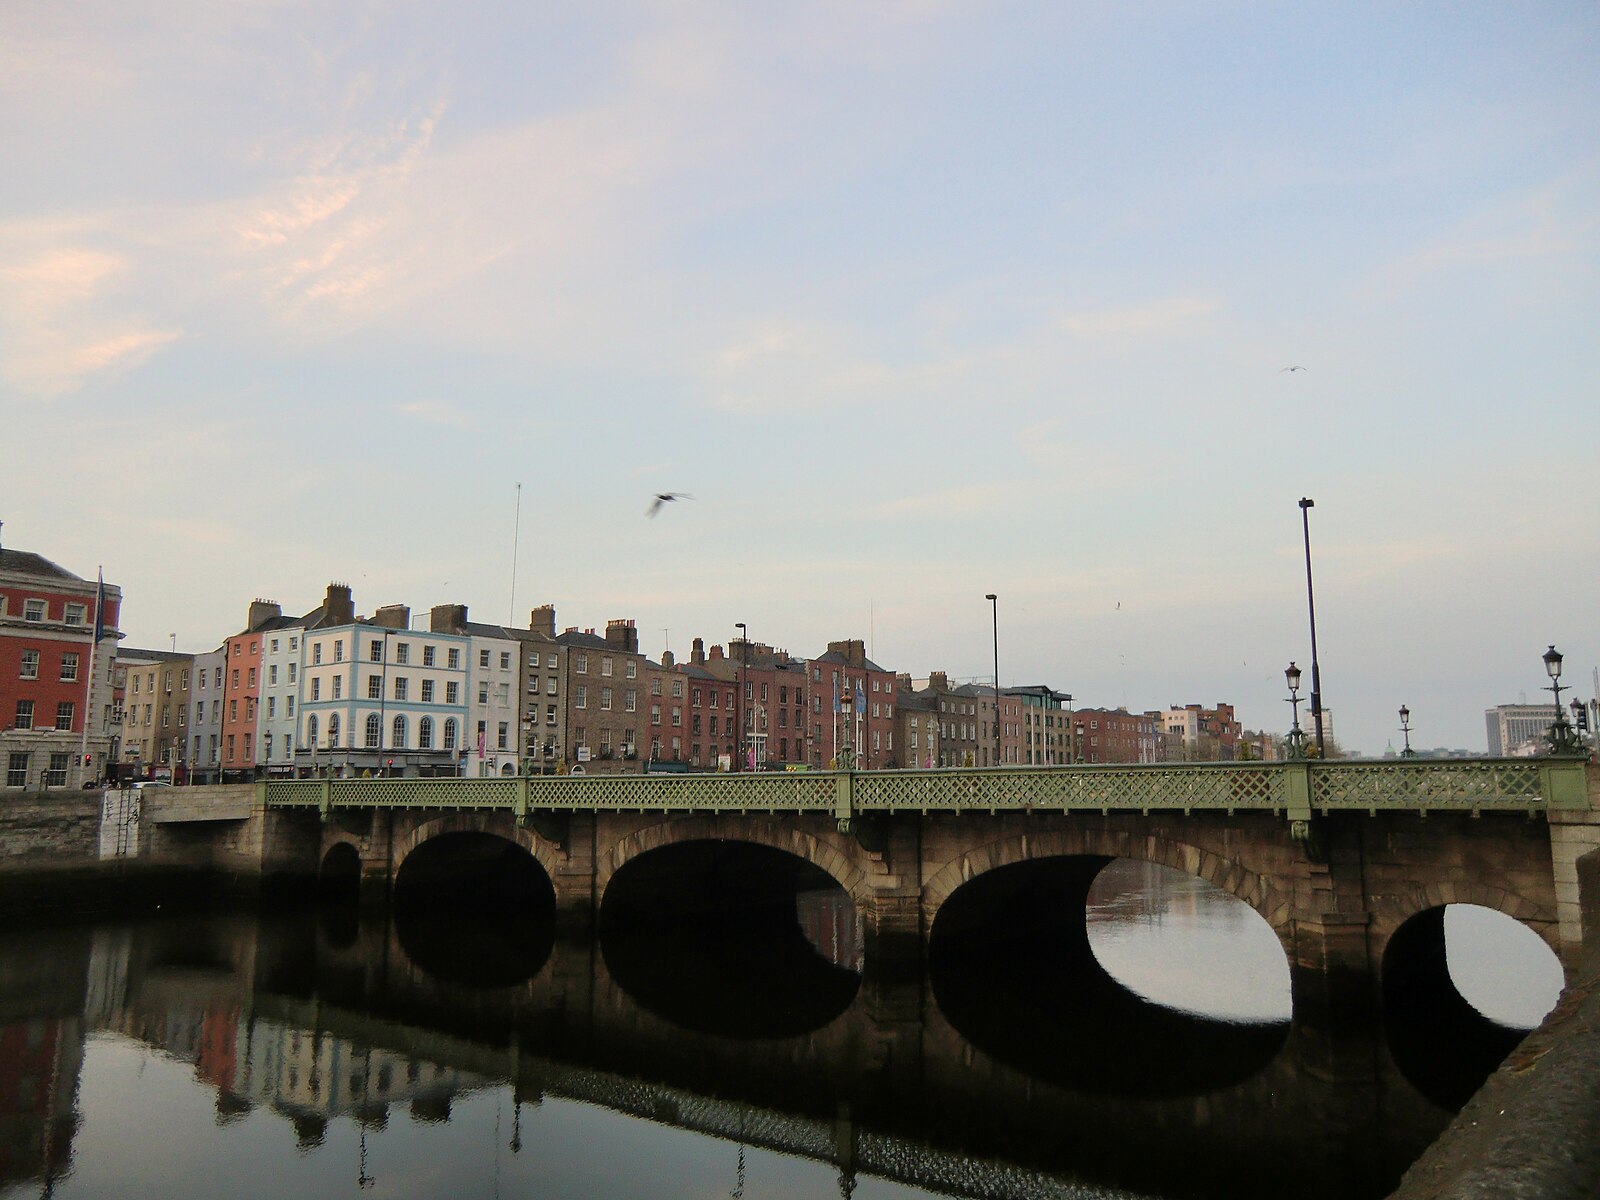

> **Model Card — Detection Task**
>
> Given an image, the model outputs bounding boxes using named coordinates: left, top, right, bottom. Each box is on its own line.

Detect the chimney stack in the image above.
left=605, top=618, right=639, bottom=653
left=248, top=599, right=282, bottom=631
left=324, top=583, right=355, bottom=626
left=691, top=637, right=706, bottom=666
left=373, top=604, right=409, bottom=629
left=529, top=605, right=556, bottom=638
left=430, top=604, right=468, bottom=634
left=661, top=650, right=676, bottom=669
left=929, top=671, right=949, bottom=691
left=827, top=638, right=866, bottom=667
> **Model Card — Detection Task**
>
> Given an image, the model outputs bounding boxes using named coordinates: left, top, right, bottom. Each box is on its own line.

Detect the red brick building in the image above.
left=805, top=640, right=897, bottom=770
left=1074, top=707, right=1158, bottom=763
left=1, top=542, right=121, bottom=788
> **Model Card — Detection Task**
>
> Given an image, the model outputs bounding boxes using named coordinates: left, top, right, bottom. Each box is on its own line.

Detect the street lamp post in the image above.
left=1284, top=662, right=1308, bottom=760
left=1399, top=705, right=1414, bottom=758
left=1297, top=499, right=1327, bottom=757
left=1543, top=646, right=1583, bottom=755
left=985, top=594, right=999, bottom=768
left=734, top=623, right=747, bottom=772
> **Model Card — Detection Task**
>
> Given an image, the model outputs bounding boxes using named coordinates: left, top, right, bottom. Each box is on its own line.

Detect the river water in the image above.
left=0, top=858, right=1564, bottom=1200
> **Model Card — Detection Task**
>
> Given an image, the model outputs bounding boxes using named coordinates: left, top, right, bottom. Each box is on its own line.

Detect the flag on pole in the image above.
left=93, top=569, right=106, bottom=643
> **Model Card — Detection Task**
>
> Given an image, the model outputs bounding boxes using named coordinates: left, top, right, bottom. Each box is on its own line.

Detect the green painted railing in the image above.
left=262, top=758, right=1590, bottom=830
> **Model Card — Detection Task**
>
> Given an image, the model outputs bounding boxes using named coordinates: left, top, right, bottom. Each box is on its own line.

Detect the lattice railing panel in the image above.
left=528, top=772, right=837, bottom=812
left=270, top=780, right=324, bottom=807
left=854, top=765, right=1287, bottom=812
left=1309, top=760, right=1546, bottom=809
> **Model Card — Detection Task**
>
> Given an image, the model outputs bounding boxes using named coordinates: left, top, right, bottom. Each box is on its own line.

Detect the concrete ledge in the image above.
left=1389, top=843, right=1600, bottom=1200
left=145, top=801, right=254, bottom=824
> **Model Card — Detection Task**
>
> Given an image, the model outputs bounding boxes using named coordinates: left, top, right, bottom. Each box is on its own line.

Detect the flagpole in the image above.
left=77, top=567, right=104, bottom=786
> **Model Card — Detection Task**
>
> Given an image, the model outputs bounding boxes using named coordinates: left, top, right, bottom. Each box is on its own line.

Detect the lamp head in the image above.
left=1544, top=645, right=1563, bottom=680
left=1285, top=662, right=1302, bottom=692
left=1298, top=497, right=1314, bottom=510
left=1399, top=705, right=1409, bottom=722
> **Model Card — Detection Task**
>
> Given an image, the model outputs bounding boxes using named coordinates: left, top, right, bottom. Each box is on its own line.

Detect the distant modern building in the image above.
left=1485, top=704, right=1559, bottom=756
left=1006, top=685, right=1074, bottom=765
left=1073, top=707, right=1158, bottom=764
left=1151, top=702, right=1242, bottom=761
left=1, top=540, right=122, bottom=789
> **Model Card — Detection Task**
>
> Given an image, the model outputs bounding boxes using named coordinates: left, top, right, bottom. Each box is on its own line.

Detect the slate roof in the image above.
left=0, top=548, right=84, bottom=582
left=809, top=648, right=890, bottom=673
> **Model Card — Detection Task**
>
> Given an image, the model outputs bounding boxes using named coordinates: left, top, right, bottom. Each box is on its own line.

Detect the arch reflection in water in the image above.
left=929, top=855, right=1290, bottom=1097
left=600, top=840, right=861, bottom=1038
left=1383, top=903, right=1562, bottom=1111
left=393, top=832, right=556, bottom=988
left=1085, top=858, right=1292, bottom=1024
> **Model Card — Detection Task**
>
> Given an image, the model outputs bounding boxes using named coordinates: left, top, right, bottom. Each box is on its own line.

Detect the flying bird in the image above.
left=1280, top=365, right=1307, bottom=372
left=647, top=492, right=694, bottom=518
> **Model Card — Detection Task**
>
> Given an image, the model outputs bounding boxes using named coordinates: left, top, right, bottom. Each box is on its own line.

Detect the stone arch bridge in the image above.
left=153, top=758, right=1598, bottom=1005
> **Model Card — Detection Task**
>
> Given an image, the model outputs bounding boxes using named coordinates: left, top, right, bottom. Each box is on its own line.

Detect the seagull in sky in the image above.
left=1280, top=365, right=1307, bottom=372
left=646, top=492, right=694, bottom=518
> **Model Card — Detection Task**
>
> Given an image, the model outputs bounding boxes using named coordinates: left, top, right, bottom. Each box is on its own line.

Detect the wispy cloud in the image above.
left=1058, top=296, right=1219, bottom=341
left=399, top=400, right=475, bottom=429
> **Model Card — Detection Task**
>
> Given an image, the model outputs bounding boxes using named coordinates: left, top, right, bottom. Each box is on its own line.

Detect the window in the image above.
left=419, top=717, right=433, bottom=749
left=575, top=685, right=587, bottom=709
left=392, top=716, right=407, bottom=748
left=289, top=637, right=298, bottom=651
left=497, top=722, right=508, bottom=750
left=196, top=701, right=204, bottom=722
left=443, top=719, right=458, bottom=750
left=332, top=676, right=342, bottom=700
left=64, top=603, right=86, bottom=625
left=447, top=648, right=460, bottom=669
left=15, top=700, right=34, bottom=730
left=625, top=661, right=636, bottom=679
left=268, top=665, right=277, bottom=685
left=288, top=663, right=296, bottom=683
left=368, top=676, right=382, bottom=699
left=311, top=679, right=321, bottom=701
left=55, top=701, right=75, bottom=731
left=19, top=650, right=39, bottom=679
left=600, top=687, right=612, bottom=711
left=423, top=646, right=435, bottom=667
left=624, top=690, right=636, bottom=713
left=671, top=680, right=684, bottom=698
left=308, top=716, right=318, bottom=746
left=574, top=654, right=588, bottom=674
left=287, top=697, right=294, bottom=717
left=371, top=640, right=383, bottom=661
left=24, top=599, right=45, bottom=622
left=245, top=698, right=254, bottom=720
left=445, top=682, right=459, bottom=705
left=394, top=678, right=408, bottom=701
left=270, top=639, right=279, bottom=653
left=227, top=734, right=236, bottom=759
left=421, top=680, right=434, bottom=703
left=333, top=641, right=343, bottom=662
left=671, top=708, right=682, bottom=727
left=601, top=657, right=613, bottom=677
left=46, top=753, right=69, bottom=787
left=328, top=714, right=340, bottom=745
left=500, top=652, right=511, bottom=670
left=312, top=643, right=323, bottom=665
left=395, top=643, right=409, bottom=665
left=546, top=653, right=558, bottom=668
left=267, top=697, right=275, bottom=719
left=546, top=677, right=558, bottom=695
left=7, top=753, right=28, bottom=788
left=478, top=682, right=488, bottom=704
left=651, top=705, right=662, bottom=725
left=479, top=649, right=490, bottom=669
left=650, top=678, right=662, bottom=697
left=263, top=733, right=273, bottom=760
left=231, top=669, right=239, bottom=689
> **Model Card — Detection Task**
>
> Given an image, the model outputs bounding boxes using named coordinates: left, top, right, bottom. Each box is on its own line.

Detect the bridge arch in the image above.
left=392, top=813, right=565, bottom=890
left=1372, top=880, right=1560, bottom=955
left=923, top=827, right=1296, bottom=940
left=599, top=815, right=872, bottom=910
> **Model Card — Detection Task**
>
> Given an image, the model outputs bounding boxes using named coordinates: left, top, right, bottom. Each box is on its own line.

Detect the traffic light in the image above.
left=83, top=754, right=92, bottom=766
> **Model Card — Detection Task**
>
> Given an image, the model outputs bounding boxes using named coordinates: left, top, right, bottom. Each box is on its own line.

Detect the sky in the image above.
left=2, top=1, right=1597, bottom=755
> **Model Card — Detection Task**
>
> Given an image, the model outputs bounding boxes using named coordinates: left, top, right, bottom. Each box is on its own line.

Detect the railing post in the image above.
left=1285, top=760, right=1314, bottom=840
left=318, top=778, right=331, bottom=823
left=833, top=769, right=854, bottom=833
left=514, top=775, right=530, bottom=826
left=1542, top=759, right=1591, bottom=812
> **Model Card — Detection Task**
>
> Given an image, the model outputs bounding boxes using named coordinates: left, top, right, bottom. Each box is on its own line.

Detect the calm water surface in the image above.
left=0, top=858, right=1564, bottom=1200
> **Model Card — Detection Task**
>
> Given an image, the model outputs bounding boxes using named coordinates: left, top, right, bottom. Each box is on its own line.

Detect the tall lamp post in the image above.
left=985, top=594, right=1000, bottom=768
left=1284, top=662, right=1308, bottom=760
left=1398, top=705, right=1414, bottom=758
left=734, top=622, right=747, bottom=772
left=1543, top=646, right=1583, bottom=755
left=1297, top=499, right=1326, bottom=757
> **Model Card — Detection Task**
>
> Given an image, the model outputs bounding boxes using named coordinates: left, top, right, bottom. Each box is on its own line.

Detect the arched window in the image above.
left=365, top=713, right=380, bottom=748
left=307, top=715, right=319, bottom=746
left=418, top=717, right=433, bottom=750
left=443, top=718, right=458, bottom=750
left=328, top=714, right=340, bottom=746
left=392, top=715, right=407, bottom=749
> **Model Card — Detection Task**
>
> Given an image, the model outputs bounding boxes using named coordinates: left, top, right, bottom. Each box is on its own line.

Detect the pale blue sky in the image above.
left=3, top=1, right=1596, bottom=753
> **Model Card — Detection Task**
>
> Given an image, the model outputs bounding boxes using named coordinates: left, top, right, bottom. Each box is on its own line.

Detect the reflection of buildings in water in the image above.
left=0, top=1017, right=84, bottom=1191
left=794, top=890, right=863, bottom=973
left=231, top=1018, right=488, bottom=1132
